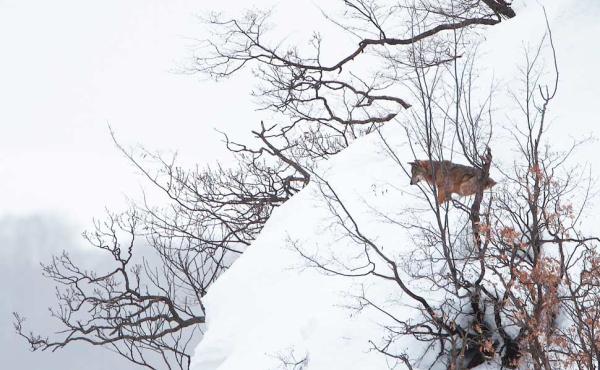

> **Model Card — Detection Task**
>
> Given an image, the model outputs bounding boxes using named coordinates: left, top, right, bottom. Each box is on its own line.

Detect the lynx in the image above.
left=408, top=160, right=496, bottom=203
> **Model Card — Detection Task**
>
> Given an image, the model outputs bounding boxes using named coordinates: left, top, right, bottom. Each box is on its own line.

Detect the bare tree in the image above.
left=292, top=8, right=600, bottom=370
left=14, top=0, right=519, bottom=369
left=14, top=127, right=311, bottom=369
left=194, top=0, right=516, bottom=162
left=14, top=210, right=205, bottom=370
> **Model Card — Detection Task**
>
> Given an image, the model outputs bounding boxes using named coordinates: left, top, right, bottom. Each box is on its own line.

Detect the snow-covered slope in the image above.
left=191, top=2, right=600, bottom=369
left=191, top=123, right=429, bottom=370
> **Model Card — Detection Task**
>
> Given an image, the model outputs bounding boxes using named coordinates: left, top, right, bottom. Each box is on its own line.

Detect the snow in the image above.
left=190, top=1, right=600, bottom=369
left=191, top=125, right=426, bottom=370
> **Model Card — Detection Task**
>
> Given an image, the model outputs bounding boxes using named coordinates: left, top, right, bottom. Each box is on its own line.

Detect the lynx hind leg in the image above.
left=437, top=191, right=450, bottom=203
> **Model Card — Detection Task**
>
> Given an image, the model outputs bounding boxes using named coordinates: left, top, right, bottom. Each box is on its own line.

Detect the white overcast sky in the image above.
left=0, top=0, right=262, bottom=223
left=1, top=0, right=599, bottom=369
left=0, top=0, right=349, bottom=223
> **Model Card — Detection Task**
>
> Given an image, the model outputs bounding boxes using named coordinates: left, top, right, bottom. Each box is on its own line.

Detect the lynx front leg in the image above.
left=459, top=178, right=479, bottom=198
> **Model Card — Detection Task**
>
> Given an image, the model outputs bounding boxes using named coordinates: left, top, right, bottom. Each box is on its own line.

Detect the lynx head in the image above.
left=408, top=161, right=427, bottom=185
left=484, top=177, right=497, bottom=189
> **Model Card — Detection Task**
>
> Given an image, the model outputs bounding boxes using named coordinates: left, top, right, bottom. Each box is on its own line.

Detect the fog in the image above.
left=0, top=214, right=134, bottom=369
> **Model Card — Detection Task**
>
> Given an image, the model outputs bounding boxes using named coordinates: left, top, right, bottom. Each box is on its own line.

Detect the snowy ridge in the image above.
left=191, top=124, right=431, bottom=370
